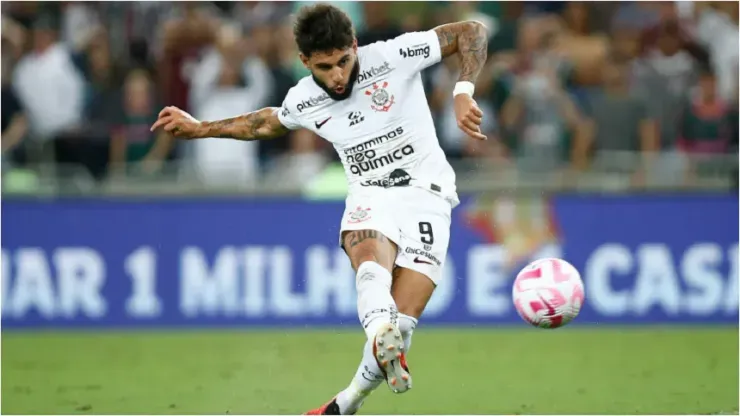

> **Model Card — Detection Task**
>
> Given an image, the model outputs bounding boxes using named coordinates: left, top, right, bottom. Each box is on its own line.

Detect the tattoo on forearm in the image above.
left=202, top=108, right=287, bottom=141
left=435, top=22, right=488, bottom=83
left=458, top=23, right=487, bottom=82
left=202, top=113, right=263, bottom=139
left=346, top=230, right=387, bottom=248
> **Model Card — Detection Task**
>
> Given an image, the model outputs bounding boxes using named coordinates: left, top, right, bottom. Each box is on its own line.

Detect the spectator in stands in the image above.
left=187, top=24, right=273, bottom=188
left=109, top=69, right=173, bottom=177
left=482, top=16, right=547, bottom=118
left=552, top=2, right=609, bottom=87
left=499, top=27, right=586, bottom=174
left=255, top=17, right=299, bottom=170
left=1, top=14, right=28, bottom=61
left=11, top=13, right=86, bottom=161
left=610, top=2, right=661, bottom=34
left=356, top=2, right=401, bottom=46
left=156, top=3, right=220, bottom=113
left=0, top=1, right=734, bottom=192
left=657, top=65, right=736, bottom=187
left=59, top=1, right=101, bottom=51
left=606, top=3, right=661, bottom=67
left=677, top=66, right=734, bottom=156
left=69, top=27, right=123, bottom=131
left=231, top=1, right=291, bottom=34
left=1, top=40, right=28, bottom=159
left=633, top=8, right=710, bottom=149
left=579, top=56, right=658, bottom=181
left=679, top=1, right=739, bottom=102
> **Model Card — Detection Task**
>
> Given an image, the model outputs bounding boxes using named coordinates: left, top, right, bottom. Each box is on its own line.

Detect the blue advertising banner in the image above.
left=1, top=194, right=737, bottom=329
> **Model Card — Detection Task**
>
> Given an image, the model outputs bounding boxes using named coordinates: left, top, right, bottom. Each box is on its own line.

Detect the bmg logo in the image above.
left=399, top=44, right=430, bottom=59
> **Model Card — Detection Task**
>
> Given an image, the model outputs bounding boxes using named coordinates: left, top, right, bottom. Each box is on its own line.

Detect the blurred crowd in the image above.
left=1, top=1, right=738, bottom=192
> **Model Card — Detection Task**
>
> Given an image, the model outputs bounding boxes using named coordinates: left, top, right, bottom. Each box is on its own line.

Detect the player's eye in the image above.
left=338, top=57, right=348, bottom=67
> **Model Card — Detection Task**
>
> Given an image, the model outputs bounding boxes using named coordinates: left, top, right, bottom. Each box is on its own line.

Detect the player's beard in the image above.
left=312, top=60, right=360, bottom=101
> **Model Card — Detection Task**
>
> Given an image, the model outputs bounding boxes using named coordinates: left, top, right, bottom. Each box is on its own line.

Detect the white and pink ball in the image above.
left=512, top=258, right=585, bottom=329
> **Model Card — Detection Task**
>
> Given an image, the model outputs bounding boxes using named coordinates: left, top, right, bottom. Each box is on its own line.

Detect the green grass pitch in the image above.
left=2, top=327, right=738, bottom=415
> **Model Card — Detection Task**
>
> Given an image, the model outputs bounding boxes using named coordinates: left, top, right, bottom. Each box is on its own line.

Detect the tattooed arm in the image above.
left=150, top=106, right=289, bottom=141
left=432, top=21, right=489, bottom=141
left=198, top=108, right=289, bottom=141
left=434, top=21, right=488, bottom=84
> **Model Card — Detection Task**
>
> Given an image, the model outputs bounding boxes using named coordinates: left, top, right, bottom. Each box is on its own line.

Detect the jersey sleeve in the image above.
left=385, top=30, right=443, bottom=75
left=276, top=99, right=302, bottom=130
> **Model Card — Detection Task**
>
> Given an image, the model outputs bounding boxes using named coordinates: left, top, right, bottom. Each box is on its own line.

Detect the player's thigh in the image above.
left=340, top=191, right=400, bottom=272
left=393, top=189, right=452, bottom=316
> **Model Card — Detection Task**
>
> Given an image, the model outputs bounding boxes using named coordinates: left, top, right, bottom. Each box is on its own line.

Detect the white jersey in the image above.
left=277, top=30, right=459, bottom=207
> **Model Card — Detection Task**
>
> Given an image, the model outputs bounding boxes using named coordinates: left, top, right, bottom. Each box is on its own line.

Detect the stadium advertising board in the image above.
left=2, top=194, right=737, bottom=328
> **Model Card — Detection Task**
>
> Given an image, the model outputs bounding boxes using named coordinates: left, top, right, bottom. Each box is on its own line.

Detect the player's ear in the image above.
left=352, top=38, right=358, bottom=52
left=299, top=53, right=310, bottom=69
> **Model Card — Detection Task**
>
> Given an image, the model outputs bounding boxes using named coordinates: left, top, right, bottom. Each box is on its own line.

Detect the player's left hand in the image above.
left=453, top=94, right=487, bottom=141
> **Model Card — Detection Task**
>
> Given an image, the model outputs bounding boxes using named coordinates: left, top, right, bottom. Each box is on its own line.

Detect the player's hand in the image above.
left=150, top=106, right=204, bottom=139
left=453, top=94, right=487, bottom=141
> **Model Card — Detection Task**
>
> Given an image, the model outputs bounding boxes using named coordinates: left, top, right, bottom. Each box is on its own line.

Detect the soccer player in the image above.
left=150, top=4, right=487, bottom=414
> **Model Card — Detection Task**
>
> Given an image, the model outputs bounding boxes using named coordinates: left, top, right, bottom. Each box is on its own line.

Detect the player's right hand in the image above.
left=150, top=106, right=204, bottom=139
left=453, top=94, right=487, bottom=141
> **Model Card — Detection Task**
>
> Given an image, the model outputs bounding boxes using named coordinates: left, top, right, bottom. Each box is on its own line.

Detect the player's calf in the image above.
left=391, top=266, right=434, bottom=349
left=342, top=230, right=401, bottom=340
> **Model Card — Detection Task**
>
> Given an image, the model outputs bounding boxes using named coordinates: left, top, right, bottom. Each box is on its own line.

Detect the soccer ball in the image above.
left=512, top=258, right=585, bottom=329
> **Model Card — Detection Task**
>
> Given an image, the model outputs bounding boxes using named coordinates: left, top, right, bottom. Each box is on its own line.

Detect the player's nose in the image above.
left=330, top=69, right=344, bottom=84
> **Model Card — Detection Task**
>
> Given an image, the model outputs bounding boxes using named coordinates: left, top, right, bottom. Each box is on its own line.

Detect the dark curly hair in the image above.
left=293, top=4, right=355, bottom=57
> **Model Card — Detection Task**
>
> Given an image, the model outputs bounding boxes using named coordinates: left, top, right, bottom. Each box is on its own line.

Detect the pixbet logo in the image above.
left=399, top=44, right=430, bottom=59
left=357, top=61, right=391, bottom=84
left=297, top=93, right=330, bottom=112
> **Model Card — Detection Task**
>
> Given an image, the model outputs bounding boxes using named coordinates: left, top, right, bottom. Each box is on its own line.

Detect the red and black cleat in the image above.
left=303, top=397, right=342, bottom=415
left=372, top=322, right=412, bottom=394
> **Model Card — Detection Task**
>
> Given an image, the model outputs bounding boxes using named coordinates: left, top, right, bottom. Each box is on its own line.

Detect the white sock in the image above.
left=335, top=340, right=384, bottom=414
left=355, top=261, right=398, bottom=340
left=398, top=313, right=418, bottom=352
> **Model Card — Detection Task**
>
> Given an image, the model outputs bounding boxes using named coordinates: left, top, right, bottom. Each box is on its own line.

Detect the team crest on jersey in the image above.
left=365, top=82, right=395, bottom=112
left=348, top=206, right=372, bottom=223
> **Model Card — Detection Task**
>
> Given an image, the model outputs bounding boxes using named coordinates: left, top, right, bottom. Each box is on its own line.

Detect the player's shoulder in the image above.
left=281, top=76, right=330, bottom=116
left=360, top=30, right=439, bottom=62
